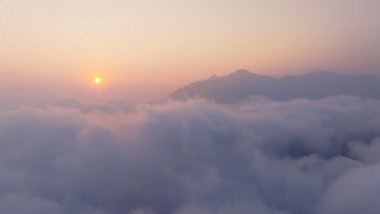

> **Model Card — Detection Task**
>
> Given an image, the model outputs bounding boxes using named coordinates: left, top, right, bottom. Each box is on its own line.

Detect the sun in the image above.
left=93, top=77, right=102, bottom=84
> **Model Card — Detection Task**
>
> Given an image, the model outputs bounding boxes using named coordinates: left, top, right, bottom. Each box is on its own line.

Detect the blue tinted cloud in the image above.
left=0, top=96, right=379, bottom=214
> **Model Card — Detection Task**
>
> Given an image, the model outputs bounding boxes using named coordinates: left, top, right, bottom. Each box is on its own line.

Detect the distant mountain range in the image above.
left=168, top=70, right=380, bottom=102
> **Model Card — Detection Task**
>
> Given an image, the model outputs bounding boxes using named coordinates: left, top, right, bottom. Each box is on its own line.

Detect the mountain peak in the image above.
left=306, top=70, right=341, bottom=77
left=230, top=69, right=252, bottom=76
left=208, top=74, right=218, bottom=80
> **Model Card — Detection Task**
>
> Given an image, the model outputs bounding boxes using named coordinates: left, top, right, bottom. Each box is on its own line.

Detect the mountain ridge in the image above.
left=168, top=70, right=380, bottom=102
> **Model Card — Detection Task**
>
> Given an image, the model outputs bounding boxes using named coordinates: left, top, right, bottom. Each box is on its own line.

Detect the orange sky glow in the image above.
left=1, top=0, right=379, bottom=101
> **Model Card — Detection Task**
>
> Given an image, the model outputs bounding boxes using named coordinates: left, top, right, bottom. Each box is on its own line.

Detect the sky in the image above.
left=1, top=0, right=380, bottom=101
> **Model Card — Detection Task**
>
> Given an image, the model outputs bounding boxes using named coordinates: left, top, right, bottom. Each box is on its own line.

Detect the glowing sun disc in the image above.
left=94, top=77, right=102, bottom=84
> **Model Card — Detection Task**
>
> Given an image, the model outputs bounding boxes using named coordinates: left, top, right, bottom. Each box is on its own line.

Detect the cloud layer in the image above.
left=1, top=96, right=380, bottom=214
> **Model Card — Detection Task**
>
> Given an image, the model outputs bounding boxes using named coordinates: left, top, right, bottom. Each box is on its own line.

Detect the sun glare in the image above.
left=94, top=77, right=102, bottom=84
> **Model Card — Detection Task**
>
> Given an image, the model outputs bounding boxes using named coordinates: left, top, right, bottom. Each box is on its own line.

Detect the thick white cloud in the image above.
left=0, top=96, right=379, bottom=214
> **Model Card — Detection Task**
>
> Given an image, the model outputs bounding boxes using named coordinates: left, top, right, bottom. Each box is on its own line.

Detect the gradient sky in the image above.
left=1, top=0, right=380, bottom=101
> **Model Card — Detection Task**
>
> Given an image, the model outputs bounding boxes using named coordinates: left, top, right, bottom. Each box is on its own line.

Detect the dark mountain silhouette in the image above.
left=168, top=70, right=380, bottom=102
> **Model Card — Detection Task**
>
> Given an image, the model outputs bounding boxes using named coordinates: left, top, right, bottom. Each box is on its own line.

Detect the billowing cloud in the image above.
left=0, top=96, right=380, bottom=214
